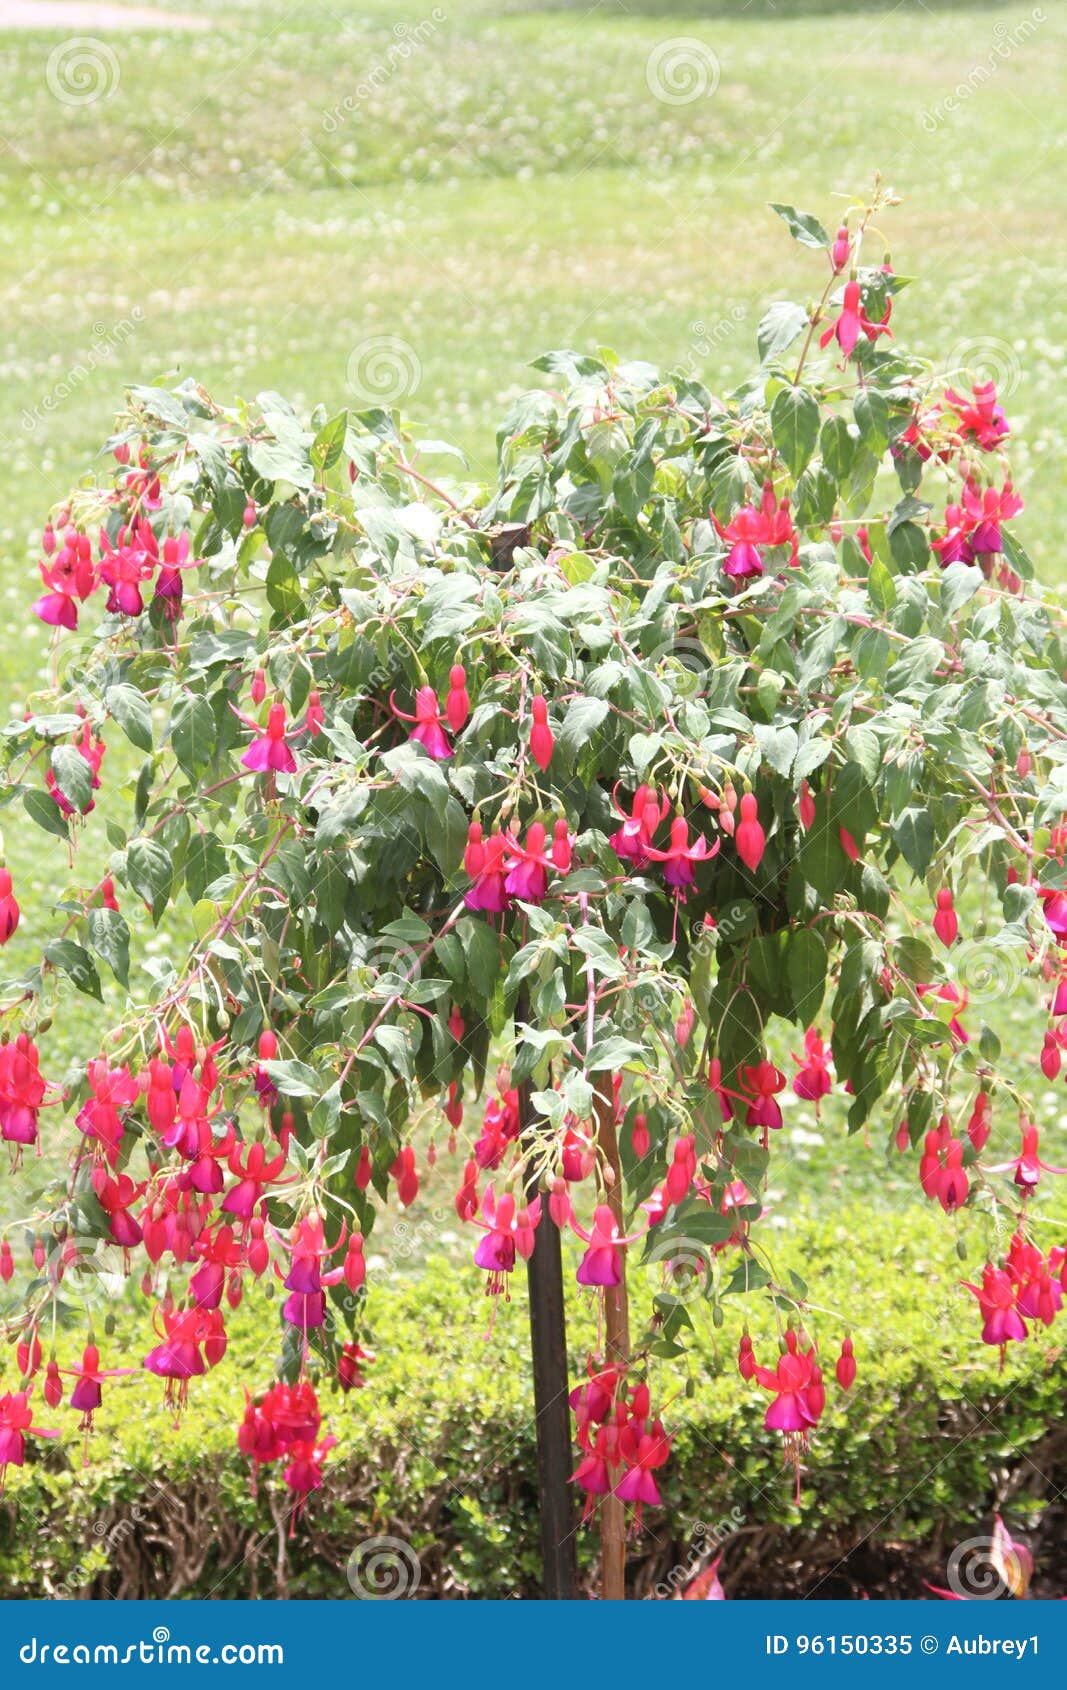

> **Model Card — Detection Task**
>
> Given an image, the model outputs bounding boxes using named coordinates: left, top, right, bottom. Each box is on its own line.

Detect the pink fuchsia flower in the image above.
left=615, top=1419, right=672, bottom=1518
left=0, top=869, right=19, bottom=945
left=734, top=793, right=765, bottom=873
left=464, top=830, right=510, bottom=913
left=0, top=1390, right=59, bottom=1491
left=962, top=1263, right=1028, bottom=1363
left=678, top=1555, right=725, bottom=1600
left=819, top=279, right=892, bottom=358
left=944, top=381, right=1010, bottom=452
left=712, top=481, right=798, bottom=580
left=471, top=1186, right=541, bottom=1297
left=610, top=783, right=669, bottom=869
left=987, top=1122, right=1067, bottom=1193
left=646, top=814, right=718, bottom=896
left=234, top=700, right=299, bottom=774
left=1039, top=887, right=1067, bottom=940
left=504, top=822, right=558, bottom=904
left=750, top=1333, right=825, bottom=1497
left=142, top=1306, right=214, bottom=1412
left=222, top=1139, right=289, bottom=1221
left=391, top=685, right=452, bottom=760
left=32, top=530, right=96, bottom=630
left=1005, top=1232, right=1063, bottom=1329
left=963, top=476, right=1024, bottom=556
left=798, top=780, right=816, bottom=833
left=740, top=1059, right=787, bottom=1135
left=571, top=1203, right=645, bottom=1288
left=933, top=887, right=958, bottom=946
left=153, top=533, right=200, bottom=622
left=98, top=519, right=159, bottom=616
left=529, top=694, right=554, bottom=771
left=445, top=664, right=470, bottom=733
left=830, top=225, right=850, bottom=272
left=65, top=1342, right=135, bottom=1437
left=791, top=1028, right=832, bottom=1109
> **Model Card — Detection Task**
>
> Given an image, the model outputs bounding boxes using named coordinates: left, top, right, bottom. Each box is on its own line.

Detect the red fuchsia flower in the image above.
left=944, top=381, right=1010, bottom=451
left=568, top=1358, right=620, bottom=1445
left=153, top=533, right=200, bottom=622
left=94, top=1169, right=146, bottom=1250
left=471, top=1186, right=541, bottom=1299
left=734, top=793, right=765, bottom=873
left=609, top=783, right=669, bottom=869
left=571, top=1424, right=613, bottom=1520
left=551, top=816, right=574, bottom=872
left=391, top=1144, right=419, bottom=1208
left=838, top=826, right=861, bottom=864
left=830, top=224, right=851, bottom=272
left=918, top=1124, right=969, bottom=1213
left=665, top=1133, right=697, bottom=1205
left=189, top=1224, right=243, bottom=1309
left=963, top=1263, right=1029, bottom=1364
left=464, top=830, right=510, bottom=914
left=819, top=279, right=892, bottom=358
left=678, top=1556, right=725, bottom=1601
left=738, top=1333, right=756, bottom=1381
left=615, top=1417, right=672, bottom=1522
left=630, top=1111, right=650, bottom=1159
left=222, top=1139, right=289, bottom=1220
left=916, top=980, right=969, bottom=1045
left=504, top=822, right=559, bottom=904
left=98, top=518, right=159, bottom=616
left=791, top=1028, right=832, bottom=1109
left=987, top=1121, right=1067, bottom=1193
left=391, top=685, right=452, bottom=760
left=750, top=1331, right=825, bottom=1497
left=0, top=868, right=19, bottom=943
left=253, top=1028, right=280, bottom=1109
left=967, top=1091, right=992, bottom=1152
left=282, top=1434, right=337, bottom=1532
left=143, top=1305, right=218, bottom=1412
left=65, top=1343, right=135, bottom=1441
left=740, top=1059, right=787, bottom=1136
left=473, top=1079, right=521, bottom=1170
left=571, top=1203, right=645, bottom=1288
left=304, top=690, right=324, bottom=737
left=343, top=1233, right=366, bottom=1293
left=933, top=887, right=958, bottom=946
left=43, top=1360, right=63, bottom=1408
left=529, top=694, right=554, bottom=771
left=99, top=875, right=120, bottom=912
left=931, top=499, right=976, bottom=567
left=338, top=1340, right=374, bottom=1392
left=1005, top=1232, right=1064, bottom=1329
left=965, top=477, right=1024, bottom=557
left=250, top=667, right=267, bottom=706
left=712, top=481, right=798, bottom=580
left=0, top=1242, right=12, bottom=1283
left=1, top=1034, right=54, bottom=1154
left=445, top=664, right=470, bottom=733
left=1039, top=886, right=1067, bottom=940
left=835, top=1337, right=856, bottom=1391
left=236, top=700, right=300, bottom=774
left=32, top=530, right=96, bottom=629
left=548, top=1176, right=573, bottom=1229
left=798, top=780, right=816, bottom=833
left=0, top=1391, right=59, bottom=1491
left=646, top=814, right=718, bottom=897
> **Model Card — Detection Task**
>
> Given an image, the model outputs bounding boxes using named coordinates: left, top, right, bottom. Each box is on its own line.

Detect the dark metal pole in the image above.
left=518, top=1072, right=579, bottom=1599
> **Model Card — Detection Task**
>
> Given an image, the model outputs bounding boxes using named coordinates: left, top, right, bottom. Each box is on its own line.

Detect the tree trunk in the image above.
left=518, top=1074, right=579, bottom=1599
left=594, top=1078, right=630, bottom=1602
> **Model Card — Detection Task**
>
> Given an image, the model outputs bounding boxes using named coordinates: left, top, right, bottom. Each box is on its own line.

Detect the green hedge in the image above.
left=2, top=1200, right=1065, bottom=1598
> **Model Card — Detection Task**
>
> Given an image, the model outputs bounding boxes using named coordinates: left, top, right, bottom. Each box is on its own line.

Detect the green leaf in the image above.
left=867, top=558, right=897, bottom=614
left=23, top=787, right=68, bottom=840
left=262, top=1058, right=322, bottom=1099
left=769, top=202, right=830, bottom=250
left=87, top=907, right=130, bottom=987
left=557, top=696, right=610, bottom=760
left=44, top=939, right=102, bottom=1001
left=892, top=807, right=935, bottom=877
left=311, top=410, right=349, bottom=473
left=185, top=832, right=229, bottom=903
left=170, top=695, right=216, bottom=779
left=50, top=745, right=92, bottom=814
left=771, top=385, right=820, bottom=477
left=106, top=683, right=154, bottom=753
left=126, top=838, right=173, bottom=922
left=757, top=301, right=809, bottom=365
left=787, top=928, right=827, bottom=1022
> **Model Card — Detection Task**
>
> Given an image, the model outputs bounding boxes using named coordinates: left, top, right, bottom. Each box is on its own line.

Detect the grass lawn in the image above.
left=0, top=2, right=1065, bottom=1235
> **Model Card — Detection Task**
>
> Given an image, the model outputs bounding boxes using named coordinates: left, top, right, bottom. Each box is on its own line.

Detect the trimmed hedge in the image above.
left=2, top=1199, right=1065, bottom=1599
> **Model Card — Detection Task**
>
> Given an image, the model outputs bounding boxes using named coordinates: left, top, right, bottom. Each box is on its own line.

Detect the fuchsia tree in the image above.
left=2, top=183, right=1066, bottom=1598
